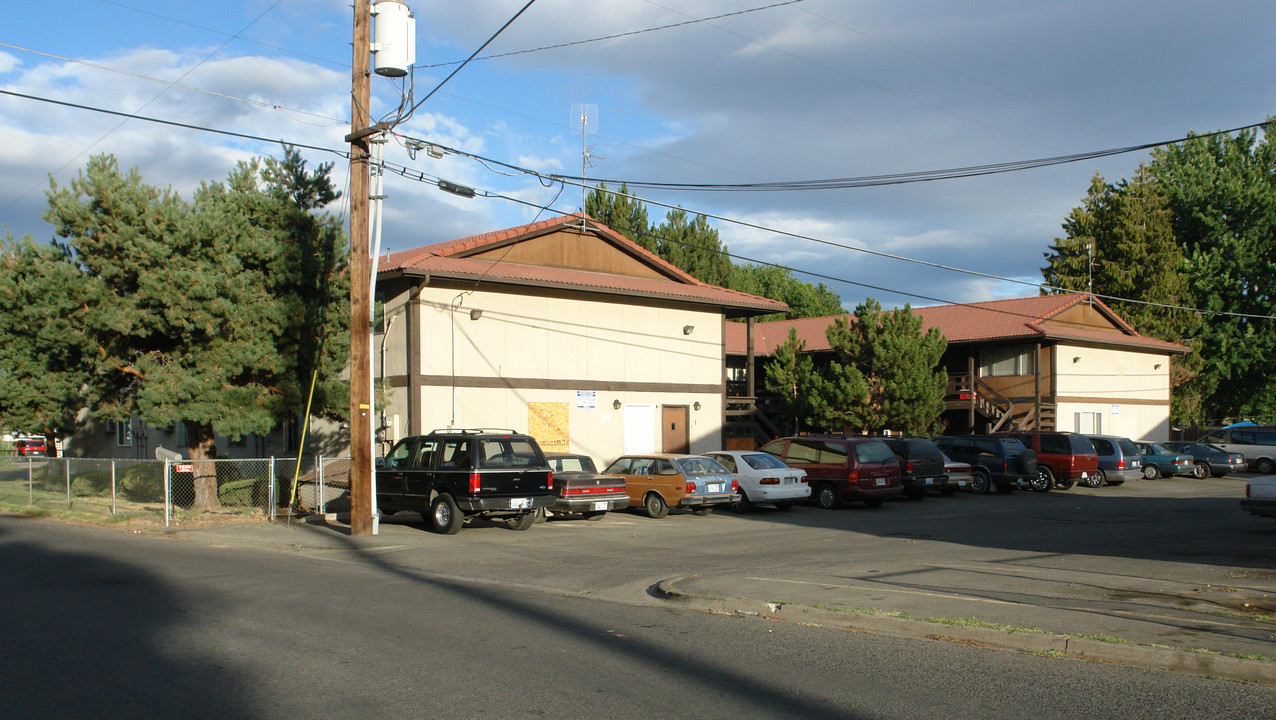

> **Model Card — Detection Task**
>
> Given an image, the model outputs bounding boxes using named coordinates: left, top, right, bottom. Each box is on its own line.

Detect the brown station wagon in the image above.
left=602, top=454, right=737, bottom=518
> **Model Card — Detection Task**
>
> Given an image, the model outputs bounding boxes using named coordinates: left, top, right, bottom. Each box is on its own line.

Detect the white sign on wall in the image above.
left=1112, top=403, right=1120, bottom=416
left=576, top=390, right=597, bottom=410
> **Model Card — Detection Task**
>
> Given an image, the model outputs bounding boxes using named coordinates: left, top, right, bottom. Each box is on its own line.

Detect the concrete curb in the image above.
left=656, top=576, right=1276, bottom=687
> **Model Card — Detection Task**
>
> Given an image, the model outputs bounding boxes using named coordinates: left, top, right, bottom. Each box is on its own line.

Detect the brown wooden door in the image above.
left=661, top=406, right=689, bottom=454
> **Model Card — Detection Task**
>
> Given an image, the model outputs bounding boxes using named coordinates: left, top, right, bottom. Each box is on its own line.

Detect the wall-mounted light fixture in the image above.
left=1154, top=363, right=1162, bottom=370
left=613, top=399, right=622, bottom=410
left=693, top=401, right=701, bottom=411
left=683, top=325, right=694, bottom=335
left=469, top=309, right=483, bottom=320
left=1072, top=356, right=1081, bottom=363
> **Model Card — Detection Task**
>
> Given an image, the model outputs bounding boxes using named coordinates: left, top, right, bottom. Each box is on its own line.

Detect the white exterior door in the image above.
left=623, top=404, right=656, bottom=455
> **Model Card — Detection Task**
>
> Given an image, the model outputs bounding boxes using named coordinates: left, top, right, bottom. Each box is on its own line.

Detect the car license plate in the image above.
left=592, top=501, right=608, bottom=511
left=509, top=498, right=531, bottom=509
left=875, top=478, right=886, bottom=486
left=924, top=477, right=933, bottom=485
left=783, top=477, right=795, bottom=484
left=707, top=483, right=723, bottom=493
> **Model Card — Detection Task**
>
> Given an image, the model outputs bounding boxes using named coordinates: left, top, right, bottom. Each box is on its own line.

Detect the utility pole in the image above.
left=347, top=0, right=374, bottom=536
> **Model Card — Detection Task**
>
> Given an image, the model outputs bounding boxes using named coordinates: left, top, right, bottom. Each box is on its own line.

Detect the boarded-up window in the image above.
left=529, top=402, right=570, bottom=453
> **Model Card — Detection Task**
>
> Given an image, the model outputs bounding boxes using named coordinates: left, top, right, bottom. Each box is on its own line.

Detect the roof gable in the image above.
left=379, top=213, right=787, bottom=316
left=726, top=293, right=1188, bottom=356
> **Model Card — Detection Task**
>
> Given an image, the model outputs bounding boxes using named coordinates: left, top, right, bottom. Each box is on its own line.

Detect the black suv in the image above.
left=932, top=435, right=1036, bottom=494
left=880, top=437, right=951, bottom=499
left=376, top=429, right=554, bottom=534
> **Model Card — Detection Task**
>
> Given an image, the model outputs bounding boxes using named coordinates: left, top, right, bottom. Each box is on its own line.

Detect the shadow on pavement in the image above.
left=0, top=517, right=260, bottom=719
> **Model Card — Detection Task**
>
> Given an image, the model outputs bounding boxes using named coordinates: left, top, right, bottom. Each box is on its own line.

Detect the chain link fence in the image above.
left=0, top=456, right=351, bottom=526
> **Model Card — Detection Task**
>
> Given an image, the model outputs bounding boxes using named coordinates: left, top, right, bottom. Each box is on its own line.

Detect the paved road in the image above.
left=3, top=511, right=1275, bottom=720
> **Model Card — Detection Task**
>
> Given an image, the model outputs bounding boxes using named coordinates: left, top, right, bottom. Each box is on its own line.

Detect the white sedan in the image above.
left=1242, top=476, right=1276, bottom=522
left=704, top=450, right=810, bottom=512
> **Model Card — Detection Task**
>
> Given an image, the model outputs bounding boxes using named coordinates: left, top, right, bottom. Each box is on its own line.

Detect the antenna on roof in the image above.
left=572, top=103, right=601, bottom=231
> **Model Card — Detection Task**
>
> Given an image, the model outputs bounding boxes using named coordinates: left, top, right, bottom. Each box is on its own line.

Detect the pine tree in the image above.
left=763, top=328, right=816, bottom=434
left=36, top=152, right=349, bottom=506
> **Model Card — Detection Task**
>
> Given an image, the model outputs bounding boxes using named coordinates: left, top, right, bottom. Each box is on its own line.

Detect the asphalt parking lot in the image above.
left=177, top=471, right=1276, bottom=683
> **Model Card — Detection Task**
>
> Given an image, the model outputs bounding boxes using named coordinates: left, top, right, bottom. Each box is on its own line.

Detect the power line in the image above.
left=0, top=41, right=345, bottom=128
left=414, top=0, right=808, bottom=69
left=5, top=87, right=1272, bottom=322
left=398, top=0, right=539, bottom=123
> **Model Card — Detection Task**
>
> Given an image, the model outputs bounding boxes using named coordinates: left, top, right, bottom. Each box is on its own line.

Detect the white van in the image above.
left=1197, top=425, right=1276, bottom=474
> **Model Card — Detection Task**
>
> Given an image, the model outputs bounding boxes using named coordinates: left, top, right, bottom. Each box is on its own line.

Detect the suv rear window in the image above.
left=854, top=441, right=896, bottom=464
left=1090, top=438, right=1113, bottom=455
left=477, top=438, right=542, bottom=468
left=1068, top=434, right=1096, bottom=453
left=1117, top=438, right=1139, bottom=456
left=903, top=438, right=942, bottom=459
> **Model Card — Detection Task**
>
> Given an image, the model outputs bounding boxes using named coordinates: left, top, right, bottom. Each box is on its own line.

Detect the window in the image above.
left=117, top=419, right=133, bottom=447
left=980, top=345, right=1036, bottom=377
left=174, top=421, right=188, bottom=448
left=1074, top=412, right=1102, bottom=435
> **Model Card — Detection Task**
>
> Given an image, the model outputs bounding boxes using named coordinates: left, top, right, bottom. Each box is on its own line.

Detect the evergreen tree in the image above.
left=585, top=183, right=845, bottom=319
left=763, top=328, right=816, bottom=434
left=808, top=316, right=869, bottom=432
left=730, top=264, right=844, bottom=321
left=584, top=182, right=653, bottom=252
left=1148, top=126, right=1276, bottom=423
left=0, top=233, right=94, bottom=444
left=36, top=152, right=348, bottom=506
left=818, top=300, right=946, bottom=434
left=1042, top=168, right=1206, bottom=425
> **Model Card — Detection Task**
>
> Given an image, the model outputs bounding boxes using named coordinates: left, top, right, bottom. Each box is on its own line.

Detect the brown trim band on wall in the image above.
left=387, top=374, right=722, bottom=395
left=1053, top=396, right=1170, bottom=407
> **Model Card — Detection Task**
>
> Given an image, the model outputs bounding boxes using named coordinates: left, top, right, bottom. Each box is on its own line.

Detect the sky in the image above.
left=2, top=0, right=1274, bottom=312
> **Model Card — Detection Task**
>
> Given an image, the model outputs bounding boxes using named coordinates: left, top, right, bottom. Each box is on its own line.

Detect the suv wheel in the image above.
left=1029, top=467, right=1054, bottom=492
left=1143, top=464, right=1161, bottom=480
left=969, top=469, right=990, bottom=495
left=506, top=512, right=536, bottom=531
left=429, top=494, right=464, bottom=534
left=814, top=482, right=842, bottom=510
left=644, top=492, right=669, bottom=519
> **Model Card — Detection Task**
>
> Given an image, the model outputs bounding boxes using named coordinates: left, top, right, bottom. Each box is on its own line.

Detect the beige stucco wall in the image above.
left=373, top=283, right=725, bottom=464
left=1053, top=343, right=1172, bottom=441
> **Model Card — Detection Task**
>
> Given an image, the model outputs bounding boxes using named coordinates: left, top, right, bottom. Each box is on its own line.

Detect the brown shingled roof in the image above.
left=726, top=293, right=1190, bottom=355
left=379, top=213, right=788, bottom=316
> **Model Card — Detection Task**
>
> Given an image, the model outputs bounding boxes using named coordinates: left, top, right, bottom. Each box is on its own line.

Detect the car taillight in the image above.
left=564, top=485, right=625, bottom=496
left=470, top=471, right=481, bottom=493
left=1116, top=459, right=1125, bottom=469
left=905, top=461, right=914, bottom=472
left=547, top=471, right=553, bottom=490
left=1001, top=460, right=1008, bottom=472
left=760, top=477, right=780, bottom=485
left=731, top=478, right=739, bottom=492
left=1246, top=485, right=1252, bottom=498
left=848, top=469, right=860, bottom=482
left=685, top=482, right=696, bottom=494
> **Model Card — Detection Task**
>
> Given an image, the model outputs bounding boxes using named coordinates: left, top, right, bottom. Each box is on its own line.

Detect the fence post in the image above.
left=111, top=461, right=117, bottom=515
left=66, top=460, right=71, bottom=508
left=268, top=457, right=277, bottom=521
left=28, top=457, right=33, bottom=505
left=164, top=459, right=171, bottom=528
left=318, top=455, right=325, bottom=514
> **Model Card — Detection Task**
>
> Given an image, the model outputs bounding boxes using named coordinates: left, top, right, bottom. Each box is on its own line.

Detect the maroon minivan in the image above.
left=760, top=435, right=903, bottom=509
left=996, top=431, right=1099, bottom=492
